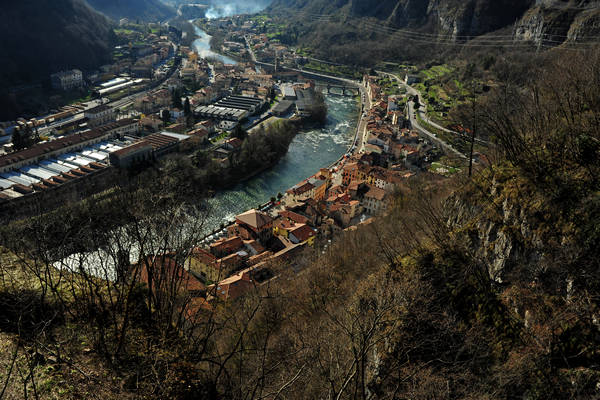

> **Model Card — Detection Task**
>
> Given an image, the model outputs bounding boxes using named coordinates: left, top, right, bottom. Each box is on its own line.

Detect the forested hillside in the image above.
left=86, top=0, right=175, bottom=22
left=0, top=0, right=115, bottom=88
left=269, top=0, right=535, bottom=37
left=0, top=46, right=599, bottom=398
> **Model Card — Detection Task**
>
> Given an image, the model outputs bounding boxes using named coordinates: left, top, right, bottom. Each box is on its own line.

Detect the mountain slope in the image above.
left=0, top=0, right=115, bottom=87
left=85, top=0, right=175, bottom=22
left=269, top=0, right=600, bottom=42
left=269, top=0, right=536, bottom=37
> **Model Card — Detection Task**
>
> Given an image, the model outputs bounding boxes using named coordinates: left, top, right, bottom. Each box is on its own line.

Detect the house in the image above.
left=332, top=200, right=361, bottom=227
left=165, top=123, right=186, bottom=134
left=363, top=185, right=388, bottom=215
left=273, top=217, right=295, bottom=238
left=281, top=85, right=297, bottom=100
left=84, top=105, right=116, bottom=128
left=140, top=114, right=163, bottom=132
left=224, top=138, right=243, bottom=151
left=279, top=210, right=309, bottom=226
left=186, top=248, right=241, bottom=283
left=210, top=236, right=244, bottom=258
left=188, top=127, right=210, bottom=140
left=139, top=255, right=205, bottom=297
left=207, top=268, right=256, bottom=301
left=51, top=69, right=83, bottom=91
left=342, top=162, right=369, bottom=186
left=287, top=199, right=325, bottom=227
left=235, top=209, right=274, bottom=243
left=196, top=120, right=216, bottom=134
left=287, top=180, right=315, bottom=202
left=288, top=224, right=316, bottom=246
left=310, top=177, right=328, bottom=201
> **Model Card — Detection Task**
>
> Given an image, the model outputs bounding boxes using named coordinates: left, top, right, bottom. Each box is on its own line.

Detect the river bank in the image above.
left=186, top=25, right=361, bottom=233
left=202, top=95, right=359, bottom=233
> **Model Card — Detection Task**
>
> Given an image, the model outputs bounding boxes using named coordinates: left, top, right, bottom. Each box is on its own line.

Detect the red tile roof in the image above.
left=139, top=255, right=205, bottom=294
left=279, top=210, right=309, bottom=225
left=289, top=224, right=316, bottom=243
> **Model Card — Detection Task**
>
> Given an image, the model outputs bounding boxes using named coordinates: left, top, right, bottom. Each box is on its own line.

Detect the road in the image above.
left=246, top=36, right=370, bottom=158
left=380, top=71, right=490, bottom=147
left=380, top=71, right=467, bottom=159
left=244, top=36, right=258, bottom=63
left=245, top=37, right=361, bottom=87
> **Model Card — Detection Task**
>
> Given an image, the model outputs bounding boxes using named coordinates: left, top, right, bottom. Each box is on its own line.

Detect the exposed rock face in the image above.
left=270, top=0, right=600, bottom=43
left=515, top=1, right=600, bottom=45
left=443, top=170, right=575, bottom=285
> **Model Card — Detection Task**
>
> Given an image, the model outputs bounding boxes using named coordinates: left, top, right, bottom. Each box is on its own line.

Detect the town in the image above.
left=0, top=15, right=460, bottom=310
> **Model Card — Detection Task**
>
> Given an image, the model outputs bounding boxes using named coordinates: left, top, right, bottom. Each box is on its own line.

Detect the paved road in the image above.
left=244, top=36, right=258, bottom=63
left=380, top=71, right=490, bottom=147
left=380, top=71, right=467, bottom=159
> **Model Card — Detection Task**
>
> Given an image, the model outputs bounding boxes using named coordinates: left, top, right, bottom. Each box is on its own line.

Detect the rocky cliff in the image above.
left=515, top=0, right=600, bottom=46
left=270, top=0, right=600, bottom=43
left=443, top=163, right=592, bottom=290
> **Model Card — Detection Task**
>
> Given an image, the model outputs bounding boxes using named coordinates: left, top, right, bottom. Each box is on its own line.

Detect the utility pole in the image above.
left=469, top=123, right=476, bottom=177
left=468, top=85, right=477, bottom=178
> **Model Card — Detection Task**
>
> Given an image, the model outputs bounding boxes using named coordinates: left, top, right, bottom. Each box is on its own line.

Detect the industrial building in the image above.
left=109, top=132, right=190, bottom=168
left=0, top=119, right=139, bottom=175
left=194, top=95, right=264, bottom=122
left=214, top=96, right=264, bottom=114
left=195, top=105, right=248, bottom=122
left=272, top=100, right=295, bottom=117
left=0, top=135, right=134, bottom=201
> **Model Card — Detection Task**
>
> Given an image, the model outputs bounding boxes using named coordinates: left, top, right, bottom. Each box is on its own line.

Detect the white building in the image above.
left=84, top=105, right=116, bottom=128
left=51, top=70, right=83, bottom=91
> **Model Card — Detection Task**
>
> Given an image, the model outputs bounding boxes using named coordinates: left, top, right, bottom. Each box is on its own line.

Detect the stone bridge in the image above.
left=317, top=83, right=360, bottom=97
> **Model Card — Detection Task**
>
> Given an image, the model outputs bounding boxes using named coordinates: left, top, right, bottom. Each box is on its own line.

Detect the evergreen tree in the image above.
left=172, top=89, right=183, bottom=109
left=11, top=128, right=24, bottom=151
left=161, top=109, right=171, bottom=126
left=231, top=125, right=247, bottom=140
left=11, top=124, right=38, bottom=151
left=184, top=97, right=191, bottom=117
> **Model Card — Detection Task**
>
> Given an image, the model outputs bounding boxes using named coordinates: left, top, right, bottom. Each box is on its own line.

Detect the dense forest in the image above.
left=86, top=0, right=176, bottom=22
left=0, top=0, right=116, bottom=120
left=0, top=46, right=599, bottom=398
left=0, top=0, right=115, bottom=87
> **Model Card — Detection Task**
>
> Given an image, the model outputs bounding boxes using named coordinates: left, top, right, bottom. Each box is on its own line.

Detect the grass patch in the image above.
left=210, top=132, right=228, bottom=143
left=429, top=161, right=461, bottom=176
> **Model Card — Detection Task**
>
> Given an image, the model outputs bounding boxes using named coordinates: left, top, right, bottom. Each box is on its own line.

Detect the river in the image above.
left=56, top=20, right=361, bottom=278
left=202, top=95, right=359, bottom=233
left=192, top=25, right=238, bottom=65
left=190, top=25, right=360, bottom=233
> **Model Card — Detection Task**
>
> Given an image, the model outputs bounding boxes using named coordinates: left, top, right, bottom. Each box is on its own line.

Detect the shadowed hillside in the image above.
left=86, top=0, right=175, bottom=22
left=0, top=0, right=115, bottom=88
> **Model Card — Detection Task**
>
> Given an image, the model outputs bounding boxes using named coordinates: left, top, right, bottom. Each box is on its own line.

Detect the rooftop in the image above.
left=236, top=209, right=273, bottom=230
